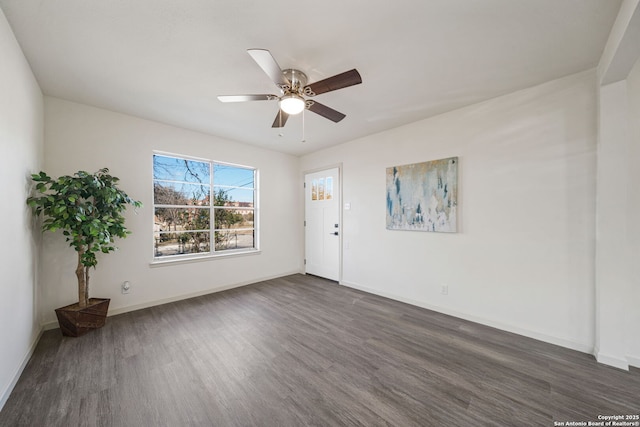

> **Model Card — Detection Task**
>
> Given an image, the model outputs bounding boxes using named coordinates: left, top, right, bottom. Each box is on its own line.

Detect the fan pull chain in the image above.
left=301, top=108, right=306, bottom=143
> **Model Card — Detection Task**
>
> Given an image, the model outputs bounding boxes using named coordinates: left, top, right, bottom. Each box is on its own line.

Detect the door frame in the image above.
left=303, top=163, right=343, bottom=283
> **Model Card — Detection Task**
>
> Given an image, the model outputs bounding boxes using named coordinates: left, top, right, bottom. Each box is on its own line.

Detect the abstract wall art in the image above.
left=386, top=157, right=458, bottom=232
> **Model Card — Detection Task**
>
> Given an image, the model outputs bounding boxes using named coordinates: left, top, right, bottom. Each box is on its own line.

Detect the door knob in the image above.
left=330, top=231, right=339, bottom=236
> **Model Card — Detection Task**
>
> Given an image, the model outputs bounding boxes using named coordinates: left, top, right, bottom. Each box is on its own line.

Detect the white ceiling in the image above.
left=0, top=0, right=622, bottom=156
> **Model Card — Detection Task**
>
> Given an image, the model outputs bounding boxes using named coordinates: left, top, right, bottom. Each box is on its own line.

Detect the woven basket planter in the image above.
left=54, top=298, right=110, bottom=337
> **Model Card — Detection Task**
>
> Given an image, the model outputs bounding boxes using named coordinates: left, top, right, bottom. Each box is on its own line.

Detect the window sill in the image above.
left=150, top=249, right=261, bottom=267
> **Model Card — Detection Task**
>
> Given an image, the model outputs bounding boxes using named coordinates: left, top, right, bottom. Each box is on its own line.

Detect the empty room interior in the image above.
left=1, top=0, right=640, bottom=425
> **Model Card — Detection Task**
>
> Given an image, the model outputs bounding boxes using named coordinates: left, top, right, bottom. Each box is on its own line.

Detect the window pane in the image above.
left=154, top=182, right=210, bottom=205
left=154, top=232, right=210, bottom=257
left=153, top=154, right=257, bottom=259
left=155, top=207, right=210, bottom=231
left=153, top=155, right=210, bottom=183
left=325, top=176, right=333, bottom=200
left=215, top=230, right=254, bottom=251
left=213, top=187, right=254, bottom=207
left=214, top=208, right=254, bottom=229
left=214, top=164, right=254, bottom=188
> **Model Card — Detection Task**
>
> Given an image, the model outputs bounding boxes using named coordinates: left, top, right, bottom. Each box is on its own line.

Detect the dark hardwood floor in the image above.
left=1, top=274, right=639, bottom=426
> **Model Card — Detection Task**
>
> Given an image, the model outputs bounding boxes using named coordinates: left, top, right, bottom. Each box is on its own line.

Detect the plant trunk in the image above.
left=76, top=248, right=89, bottom=308
left=85, top=266, right=90, bottom=304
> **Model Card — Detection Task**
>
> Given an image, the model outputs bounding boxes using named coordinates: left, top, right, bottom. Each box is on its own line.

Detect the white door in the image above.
left=305, top=168, right=340, bottom=281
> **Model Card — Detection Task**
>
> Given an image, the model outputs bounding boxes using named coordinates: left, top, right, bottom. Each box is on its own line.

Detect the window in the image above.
left=153, top=153, right=257, bottom=260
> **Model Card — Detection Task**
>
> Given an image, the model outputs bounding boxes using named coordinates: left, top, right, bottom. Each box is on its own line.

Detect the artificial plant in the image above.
left=27, top=168, right=141, bottom=307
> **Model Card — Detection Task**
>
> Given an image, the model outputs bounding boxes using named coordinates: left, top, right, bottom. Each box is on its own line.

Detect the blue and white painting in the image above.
left=386, top=157, right=458, bottom=232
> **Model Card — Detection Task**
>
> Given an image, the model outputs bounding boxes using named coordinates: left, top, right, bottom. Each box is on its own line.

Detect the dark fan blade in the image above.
left=247, top=49, right=290, bottom=89
left=272, top=110, right=289, bottom=128
left=307, top=101, right=346, bottom=123
left=217, top=94, right=278, bottom=102
left=303, top=69, right=362, bottom=96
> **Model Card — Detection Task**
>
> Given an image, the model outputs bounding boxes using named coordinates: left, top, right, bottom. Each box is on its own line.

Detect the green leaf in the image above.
left=26, top=168, right=140, bottom=277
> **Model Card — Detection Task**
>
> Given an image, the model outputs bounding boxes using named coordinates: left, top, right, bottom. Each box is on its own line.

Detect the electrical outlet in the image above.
left=122, top=281, right=131, bottom=294
left=441, top=284, right=449, bottom=295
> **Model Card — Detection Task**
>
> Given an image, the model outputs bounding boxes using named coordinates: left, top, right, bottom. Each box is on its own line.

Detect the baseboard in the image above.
left=594, top=347, right=630, bottom=371
left=41, top=270, right=304, bottom=330
left=340, top=280, right=593, bottom=355
left=0, top=325, right=44, bottom=412
left=627, top=355, right=640, bottom=369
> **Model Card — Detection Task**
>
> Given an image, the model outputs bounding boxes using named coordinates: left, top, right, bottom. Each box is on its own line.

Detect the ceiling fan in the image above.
left=218, top=49, right=362, bottom=128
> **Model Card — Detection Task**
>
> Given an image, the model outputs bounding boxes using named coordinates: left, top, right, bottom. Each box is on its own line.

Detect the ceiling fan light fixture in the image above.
left=279, top=94, right=305, bottom=115
left=219, top=50, right=362, bottom=128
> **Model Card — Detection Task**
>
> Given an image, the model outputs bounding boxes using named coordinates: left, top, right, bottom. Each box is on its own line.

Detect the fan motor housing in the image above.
left=283, top=69, right=307, bottom=93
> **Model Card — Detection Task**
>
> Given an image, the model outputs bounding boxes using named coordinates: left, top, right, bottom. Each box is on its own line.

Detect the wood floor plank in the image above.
left=1, top=274, right=639, bottom=426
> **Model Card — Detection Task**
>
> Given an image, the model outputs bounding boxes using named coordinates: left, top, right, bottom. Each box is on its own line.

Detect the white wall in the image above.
left=301, top=70, right=598, bottom=353
left=595, top=0, right=640, bottom=370
left=596, top=56, right=640, bottom=369
left=626, top=58, right=640, bottom=366
left=596, top=80, right=633, bottom=369
left=41, top=97, right=303, bottom=325
left=0, top=8, right=44, bottom=409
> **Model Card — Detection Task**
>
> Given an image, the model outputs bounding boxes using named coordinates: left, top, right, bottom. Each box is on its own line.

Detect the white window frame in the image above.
left=151, top=151, right=259, bottom=265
